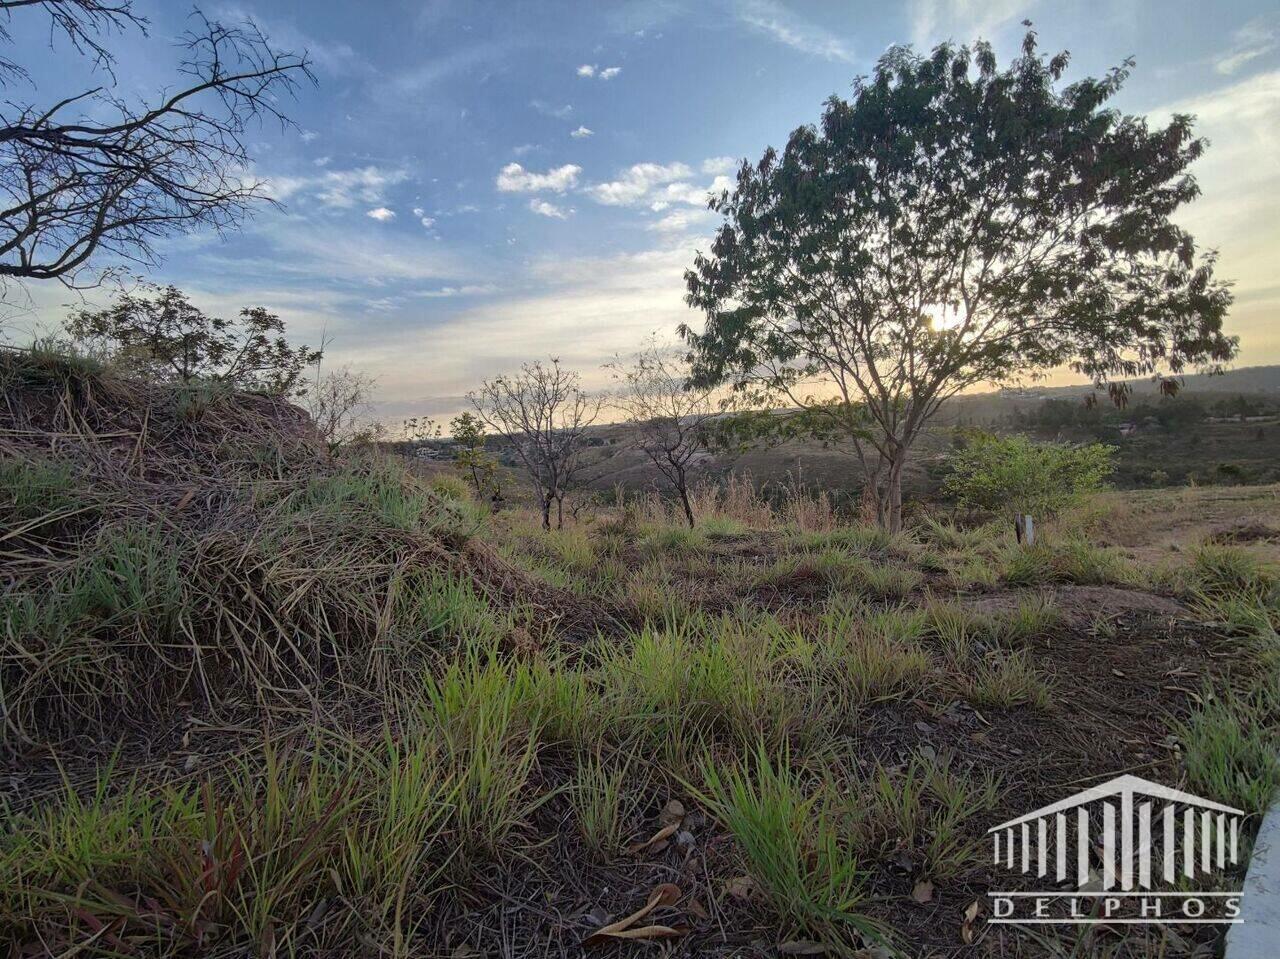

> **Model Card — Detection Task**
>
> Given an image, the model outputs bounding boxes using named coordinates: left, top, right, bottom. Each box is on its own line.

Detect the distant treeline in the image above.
left=1011, top=393, right=1280, bottom=436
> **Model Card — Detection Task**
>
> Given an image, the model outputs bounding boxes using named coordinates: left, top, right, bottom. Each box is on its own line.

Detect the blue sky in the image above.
left=8, top=0, right=1280, bottom=421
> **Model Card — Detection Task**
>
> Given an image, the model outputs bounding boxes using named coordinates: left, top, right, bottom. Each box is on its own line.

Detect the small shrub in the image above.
left=943, top=431, right=1114, bottom=518
left=428, top=471, right=472, bottom=502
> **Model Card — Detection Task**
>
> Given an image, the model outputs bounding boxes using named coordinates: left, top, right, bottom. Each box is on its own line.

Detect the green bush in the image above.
left=943, top=431, right=1115, bottom=518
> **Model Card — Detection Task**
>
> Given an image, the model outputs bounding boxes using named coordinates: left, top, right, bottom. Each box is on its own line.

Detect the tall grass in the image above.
left=852, top=752, right=1000, bottom=880
left=0, top=741, right=456, bottom=955
left=695, top=744, right=876, bottom=948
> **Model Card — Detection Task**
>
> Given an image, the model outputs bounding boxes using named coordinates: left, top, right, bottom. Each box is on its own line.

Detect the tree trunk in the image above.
left=878, top=446, right=906, bottom=534
left=675, top=467, right=695, bottom=528
left=678, top=484, right=695, bottom=528
left=539, top=492, right=552, bottom=531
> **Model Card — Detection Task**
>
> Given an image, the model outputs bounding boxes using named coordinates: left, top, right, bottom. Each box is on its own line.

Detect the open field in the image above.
left=2, top=353, right=1278, bottom=957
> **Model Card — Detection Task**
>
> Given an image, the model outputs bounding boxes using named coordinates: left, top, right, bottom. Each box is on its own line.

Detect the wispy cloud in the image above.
left=528, top=198, right=571, bottom=219
left=646, top=209, right=715, bottom=232
left=907, top=0, right=1029, bottom=47
left=570, top=125, right=594, bottom=139
left=531, top=99, right=574, bottom=119
left=734, top=0, right=855, bottom=63
left=1216, top=18, right=1277, bottom=75
left=268, top=165, right=410, bottom=209
left=387, top=40, right=514, bottom=93
left=496, top=163, right=582, bottom=193
left=701, top=156, right=739, bottom=175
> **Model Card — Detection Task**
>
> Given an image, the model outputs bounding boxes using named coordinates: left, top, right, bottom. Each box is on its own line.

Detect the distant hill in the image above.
left=402, top=365, right=1280, bottom=505
left=569, top=365, right=1280, bottom=501
left=937, top=365, right=1280, bottom=427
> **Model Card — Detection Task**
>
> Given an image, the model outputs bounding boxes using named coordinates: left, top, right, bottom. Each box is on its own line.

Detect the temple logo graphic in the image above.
left=987, top=774, right=1245, bottom=925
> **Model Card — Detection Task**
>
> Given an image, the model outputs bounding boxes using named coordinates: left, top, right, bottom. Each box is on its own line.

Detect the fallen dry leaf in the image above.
left=725, top=875, right=758, bottom=900
left=778, top=940, right=827, bottom=955
left=912, top=880, right=934, bottom=903
left=659, top=799, right=685, bottom=827
left=628, top=800, right=687, bottom=854
left=598, top=924, right=688, bottom=942
left=584, top=883, right=682, bottom=946
left=960, top=899, right=980, bottom=944
left=627, top=821, right=679, bottom=854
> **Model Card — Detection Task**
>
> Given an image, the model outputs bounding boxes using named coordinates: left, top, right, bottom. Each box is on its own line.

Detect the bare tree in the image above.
left=608, top=340, right=724, bottom=528
left=305, top=365, right=377, bottom=451
left=469, top=359, right=600, bottom=530
left=1, top=2, right=314, bottom=288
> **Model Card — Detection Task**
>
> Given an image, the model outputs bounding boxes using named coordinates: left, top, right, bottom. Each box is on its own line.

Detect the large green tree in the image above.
left=682, top=29, right=1235, bottom=532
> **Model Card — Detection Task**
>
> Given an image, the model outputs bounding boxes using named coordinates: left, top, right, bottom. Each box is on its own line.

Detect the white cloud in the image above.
left=269, top=165, right=410, bottom=209
left=313, top=156, right=331, bottom=167
left=412, top=207, right=436, bottom=228
left=735, top=0, right=855, bottom=63
left=366, top=207, right=396, bottom=221
left=531, top=99, right=574, bottom=119
left=584, top=163, right=730, bottom=210
left=701, top=156, right=738, bottom=175
left=513, top=143, right=538, bottom=156
left=584, top=161, right=694, bottom=205
left=570, top=125, right=594, bottom=139
left=415, top=285, right=498, bottom=298
left=300, top=130, right=319, bottom=143
left=656, top=175, right=733, bottom=206
left=495, top=162, right=582, bottom=193
left=907, top=0, right=1028, bottom=47
left=1216, top=19, right=1277, bottom=75
left=528, top=198, right=570, bottom=219
left=577, top=64, right=622, bottom=79
left=646, top=209, right=715, bottom=233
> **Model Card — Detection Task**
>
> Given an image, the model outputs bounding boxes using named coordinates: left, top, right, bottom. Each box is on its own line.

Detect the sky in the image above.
left=5, top=0, right=1279, bottom=423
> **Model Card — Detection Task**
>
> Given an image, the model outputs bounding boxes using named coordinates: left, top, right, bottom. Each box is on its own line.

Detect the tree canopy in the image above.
left=683, top=27, right=1236, bottom=530
left=66, top=283, right=321, bottom=395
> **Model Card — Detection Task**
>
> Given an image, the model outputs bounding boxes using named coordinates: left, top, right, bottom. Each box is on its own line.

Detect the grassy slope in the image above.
left=2, top=354, right=1278, bottom=958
